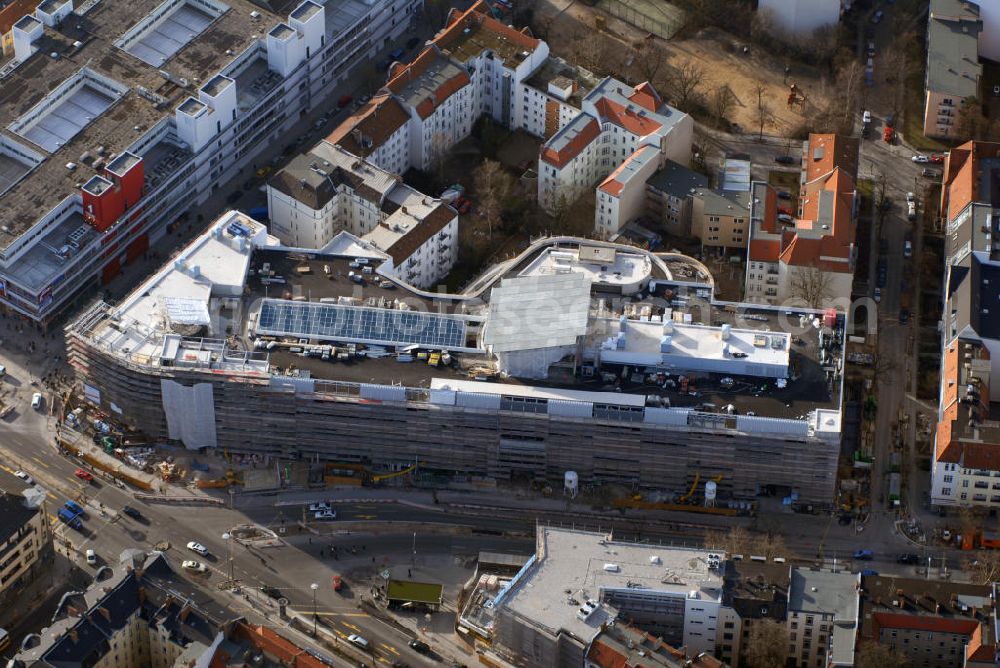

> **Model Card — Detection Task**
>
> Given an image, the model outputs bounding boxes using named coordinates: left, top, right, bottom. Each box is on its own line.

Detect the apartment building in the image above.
left=0, top=472, right=52, bottom=612
left=537, top=77, right=693, bottom=236
left=67, top=212, right=845, bottom=505
left=520, top=56, right=600, bottom=140
left=0, top=0, right=33, bottom=55
left=745, top=134, right=859, bottom=308
left=716, top=560, right=789, bottom=667
left=12, top=550, right=225, bottom=666
left=266, top=141, right=458, bottom=289
left=923, top=0, right=982, bottom=139
left=757, top=0, right=842, bottom=36
left=326, top=93, right=412, bottom=176
left=0, top=0, right=419, bottom=328
left=787, top=568, right=859, bottom=668
left=493, top=528, right=725, bottom=666
left=858, top=575, right=991, bottom=667
left=586, top=621, right=724, bottom=668
left=644, top=160, right=709, bottom=237
left=691, top=188, right=752, bottom=256
left=932, top=141, right=1000, bottom=509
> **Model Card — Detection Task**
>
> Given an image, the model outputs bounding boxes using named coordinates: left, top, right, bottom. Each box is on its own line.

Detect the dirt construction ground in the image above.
left=535, top=0, right=835, bottom=135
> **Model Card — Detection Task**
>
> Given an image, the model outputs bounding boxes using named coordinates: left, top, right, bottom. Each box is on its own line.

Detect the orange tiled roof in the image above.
left=0, top=0, right=36, bottom=35
left=385, top=48, right=471, bottom=121
left=942, top=141, right=1000, bottom=223
left=586, top=640, right=628, bottom=668
left=804, top=134, right=859, bottom=185
left=776, top=167, right=856, bottom=271
left=750, top=238, right=781, bottom=262
left=628, top=82, right=662, bottom=113
left=540, top=117, right=600, bottom=168
left=936, top=342, right=995, bottom=464
left=326, top=93, right=410, bottom=156
left=434, top=0, right=540, bottom=53
left=595, top=97, right=663, bottom=136
left=872, top=612, right=979, bottom=637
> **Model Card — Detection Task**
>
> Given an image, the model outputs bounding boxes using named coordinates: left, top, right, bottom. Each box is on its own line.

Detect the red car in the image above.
left=777, top=206, right=793, bottom=216
left=336, top=95, right=353, bottom=109
left=74, top=468, right=93, bottom=482
left=930, top=154, right=945, bottom=164
left=331, top=575, right=343, bottom=592
left=453, top=196, right=472, bottom=215
left=883, top=127, right=894, bottom=143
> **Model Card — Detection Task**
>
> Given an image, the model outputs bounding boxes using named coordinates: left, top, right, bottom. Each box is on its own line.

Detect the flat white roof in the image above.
left=501, top=528, right=722, bottom=640
left=518, top=246, right=652, bottom=287
left=430, top=378, right=647, bottom=407
left=624, top=320, right=790, bottom=367
left=484, top=273, right=592, bottom=353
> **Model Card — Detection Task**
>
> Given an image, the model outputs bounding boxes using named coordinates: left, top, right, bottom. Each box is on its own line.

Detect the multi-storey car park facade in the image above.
left=0, top=0, right=420, bottom=328
left=68, top=210, right=846, bottom=505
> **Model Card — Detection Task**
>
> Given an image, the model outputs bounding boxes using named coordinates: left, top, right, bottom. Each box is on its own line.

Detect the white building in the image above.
left=535, top=78, right=693, bottom=236
left=266, top=142, right=457, bottom=289
left=493, top=527, right=725, bottom=666
left=757, top=0, right=842, bottom=36
left=0, top=0, right=421, bottom=328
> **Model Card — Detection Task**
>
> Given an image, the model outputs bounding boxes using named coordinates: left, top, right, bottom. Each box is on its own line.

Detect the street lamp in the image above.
left=310, top=583, right=319, bottom=636
left=222, top=533, right=234, bottom=584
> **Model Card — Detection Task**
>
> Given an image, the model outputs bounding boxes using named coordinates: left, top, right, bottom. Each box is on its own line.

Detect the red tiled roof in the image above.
left=804, top=134, right=860, bottom=185
left=385, top=48, right=471, bottom=121
left=628, top=82, right=662, bottom=113
left=749, top=239, right=780, bottom=262
left=0, top=0, right=36, bottom=35
left=586, top=640, right=628, bottom=668
left=941, top=141, right=1000, bottom=223
left=936, top=342, right=993, bottom=464
left=326, top=93, right=410, bottom=156
left=595, top=97, right=663, bottom=136
left=775, top=162, right=856, bottom=271
left=210, top=623, right=330, bottom=668
left=540, top=118, right=600, bottom=168
left=434, top=0, right=540, bottom=53
left=872, top=612, right=979, bottom=637
left=384, top=204, right=456, bottom=265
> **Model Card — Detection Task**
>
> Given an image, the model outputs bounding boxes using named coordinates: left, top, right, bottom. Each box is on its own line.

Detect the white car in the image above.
left=14, top=470, right=33, bottom=485
left=186, top=541, right=209, bottom=556
left=85, top=549, right=97, bottom=565
left=911, top=155, right=929, bottom=163
left=862, top=110, right=872, bottom=124
left=347, top=634, right=369, bottom=649
left=31, top=392, right=42, bottom=410
left=904, top=240, right=913, bottom=258
left=314, top=510, right=337, bottom=520
left=182, top=560, right=207, bottom=573
left=873, top=287, right=881, bottom=303
left=906, top=191, right=915, bottom=203
left=308, top=502, right=331, bottom=512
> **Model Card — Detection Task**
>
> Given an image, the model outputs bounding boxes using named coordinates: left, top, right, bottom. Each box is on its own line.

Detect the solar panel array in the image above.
left=257, top=300, right=467, bottom=349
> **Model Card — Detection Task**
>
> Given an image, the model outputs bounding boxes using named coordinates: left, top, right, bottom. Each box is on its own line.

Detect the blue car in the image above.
left=853, top=549, right=874, bottom=560
left=64, top=500, right=84, bottom=517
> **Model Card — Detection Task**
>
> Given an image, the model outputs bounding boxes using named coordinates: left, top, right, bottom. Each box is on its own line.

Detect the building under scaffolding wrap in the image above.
left=67, top=211, right=846, bottom=505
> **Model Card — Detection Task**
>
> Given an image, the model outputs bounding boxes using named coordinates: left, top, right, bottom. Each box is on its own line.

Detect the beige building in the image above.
left=787, top=568, right=859, bottom=668
left=923, top=0, right=982, bottom=139
left=0, top=472, right=53, bottom=612
left=644, top=160, right=709, bottom=238
left=690, top=188, right=751, bottom=255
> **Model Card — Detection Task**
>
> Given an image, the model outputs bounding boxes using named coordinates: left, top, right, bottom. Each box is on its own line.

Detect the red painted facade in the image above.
left=81, top=153, right=144, bottom=233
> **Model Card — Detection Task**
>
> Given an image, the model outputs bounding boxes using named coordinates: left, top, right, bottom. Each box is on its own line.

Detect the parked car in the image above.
left=314, top=510, right=337, bottom=520
left=921, top=168, right=940, bottom=178
left=308, top=502, right=331, bottom=512
left=862, top=110, right=872, bottom=124
left=348, top=634, right=370, bottom=650
left=122, top=506, right=143, bottom=521
left=853, top=549, right=874, bottom=560
left=408, top=640, right=431, bottom=655
left=182, top=560, right=208, bottom=573
left=776, top=190, right=792, bottom=200
left=866, top=41, right=876, bottom=57
left=14, top=470, right=33, bottom=485
left=64, top=500, right=84, bottom=516
left=877, top=259, right=888, bottom=287
left=331, top=575, right=343, bottom=591
left=861, top=569, right=879, bottom=576
left=336, top=95, right=353, bottom=109
left=871, top=10, right=883, bottom=23
left=907, top=200, right=917, bottom=221
left=911, top=154, right=929, bottom=163
left=899, top=309, right=910, bottom=323
left=873, top=287, right=881, bottom=303
left=261, top=586, right=283, bottom=599
left=74, top=468, right=94, bottom=482
left=930, top=153, right=946, bottom=164
left=904, top=240, right=913, bottom=258
left=774, top=155, right=796, bottom=165
left=896, top=553, right=920, bottom=564
left=31, top=392, right=42, bottom=410
left=186, top=541, right=209, bottom=556
left=86, top=549, right=97, bottom=566
left=883, top=126, right=894, bottom=143
left=0, top=365, right=5, bottom=376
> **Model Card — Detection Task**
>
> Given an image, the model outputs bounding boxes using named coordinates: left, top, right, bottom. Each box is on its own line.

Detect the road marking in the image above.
left=333, top=629, right=348, bottom=639
left=380, top=643, right=399, bottom=655
left=48, top=513, right=58, bottom=524
left=31, top=456, right=49, bottom=469
left=355, top=514, right=377, bottom=520
left=341, top=621, right=361, bottom=632
left=376, top=657, right=390, bottom=665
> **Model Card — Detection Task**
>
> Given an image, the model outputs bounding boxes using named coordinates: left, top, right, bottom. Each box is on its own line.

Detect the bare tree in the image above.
left=667, top=61, right=705, bottom=112
left=834, top=59, right=863, bottom=134
left=854, top=641, right=908, bottom=668
left=754, top=82, right=774, bottom=140
left=744, top=619, right=788, bottom=668
left=750, top=532, right=788, bottom=560
left=571, top=29, right=612, bottom=75
left=965, top=549, right=1000, bottom=584
left=428, top=131, right=450, bottom=182
left=704, top=526, right=754, bottom=555
left=956, top=96, right=1000, bottom=141
left=635, top=40, right=667, bottom=85
left=473, top=160, right=514, bottom=238
left=789, top=263, right=835, bottom=308
left=710, top=84, right=737, bottom=126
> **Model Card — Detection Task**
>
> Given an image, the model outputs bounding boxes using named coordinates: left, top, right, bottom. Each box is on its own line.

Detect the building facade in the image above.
left=787, top=568, right=859, bottom=668
left=0, top=475, right=53, bottom=612
left=923, top=0, right=982, bottom=139
left=0, top=0, right=421, bottom=328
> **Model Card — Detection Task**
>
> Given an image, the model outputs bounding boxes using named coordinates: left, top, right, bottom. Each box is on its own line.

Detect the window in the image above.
left=943, top=475, right=953, bottom=483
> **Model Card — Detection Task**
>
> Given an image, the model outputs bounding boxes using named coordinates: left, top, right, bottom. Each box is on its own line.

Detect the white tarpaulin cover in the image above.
left=164, top=297, right=211, bottom=326
left=160, top=379, right=218, bottom=449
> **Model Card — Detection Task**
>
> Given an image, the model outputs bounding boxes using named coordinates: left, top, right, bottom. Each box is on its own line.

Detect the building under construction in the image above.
left=67, top=211, right=846, bottom=504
